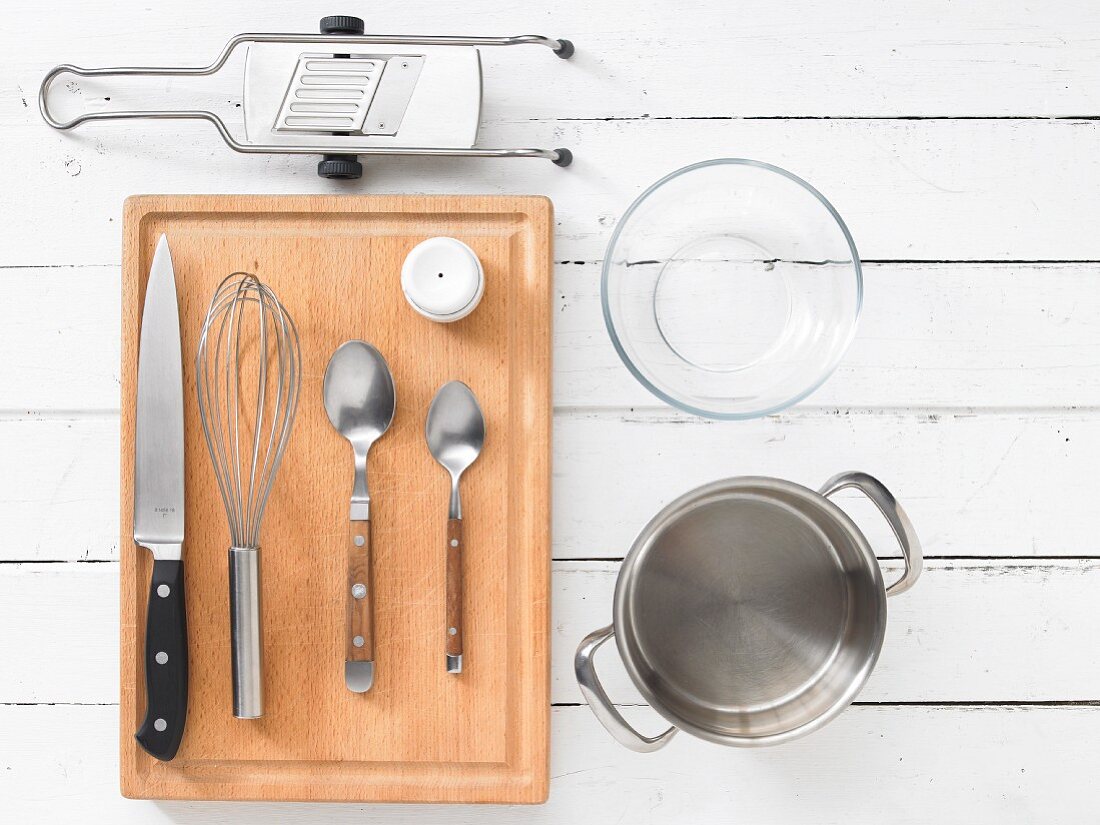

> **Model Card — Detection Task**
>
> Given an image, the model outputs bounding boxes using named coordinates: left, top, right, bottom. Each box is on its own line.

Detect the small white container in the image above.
left=401, top=237, right=485, bottom=323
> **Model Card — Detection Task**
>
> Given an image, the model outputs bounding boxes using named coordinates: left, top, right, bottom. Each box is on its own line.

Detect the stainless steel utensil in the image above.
left=323, top=341, right=396, bottom=693
left=133, top=234, right=188, bottom=761
left=39, top=15, right=574, bottom=181
left=425, top=382, right=485, bottom=674
left=196, top=273, right=301, bottom=719
left=576, top=472, right=921, bottom=752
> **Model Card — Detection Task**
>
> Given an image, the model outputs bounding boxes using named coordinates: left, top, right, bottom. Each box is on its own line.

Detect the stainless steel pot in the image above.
left=575, top=471, right=921, bottom=752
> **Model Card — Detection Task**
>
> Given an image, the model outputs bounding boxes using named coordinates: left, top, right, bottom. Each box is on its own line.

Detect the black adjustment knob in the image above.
left=318, top=155, right=363, bottom=180
left=320, top=15, right=365, bottom=35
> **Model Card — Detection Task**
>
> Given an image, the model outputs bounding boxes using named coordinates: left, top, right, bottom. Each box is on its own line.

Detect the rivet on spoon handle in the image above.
left=445, top=518, right=464, bottom=673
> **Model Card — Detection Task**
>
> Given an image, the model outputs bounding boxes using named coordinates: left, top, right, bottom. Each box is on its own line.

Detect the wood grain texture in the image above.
left=9, top=261, right=1100, bottom=414
left=6, top=703, right=1100, bottom=824
left=9, top=559, right=1100, bottom=708
left=12, top=1, right=1100, bottom=126
left=10, top=120, right=1100, bottom=267
left=2, top=408, right=1097, bottom=564
left=118, top=195, right=552, bottom=802
left=445, top=518, right=463, bottom=663
left=347, top=520, right=374, bottom=662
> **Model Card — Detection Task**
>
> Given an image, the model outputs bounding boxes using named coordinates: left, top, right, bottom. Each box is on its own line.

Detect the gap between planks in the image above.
left=6, top=555, right=1100, bottom=565
left=2, top=404, right=1098, bottom=422
left=542, top=115, right=1100, bottom=123
left=7, top=259, right=1100, bottom=270
left=6, top=700, right=1100, bottom=709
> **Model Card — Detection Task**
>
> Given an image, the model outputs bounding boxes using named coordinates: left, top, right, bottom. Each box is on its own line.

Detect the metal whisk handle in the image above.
left=229, top=546, right=263, bottom=719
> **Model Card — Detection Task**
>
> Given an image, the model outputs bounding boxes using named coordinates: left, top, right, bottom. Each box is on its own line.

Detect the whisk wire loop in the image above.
left=196, top=273, right=301, bottom=550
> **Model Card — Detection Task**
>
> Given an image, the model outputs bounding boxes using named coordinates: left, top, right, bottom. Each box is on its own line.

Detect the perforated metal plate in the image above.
left=274, top=56, right=384, bottom=133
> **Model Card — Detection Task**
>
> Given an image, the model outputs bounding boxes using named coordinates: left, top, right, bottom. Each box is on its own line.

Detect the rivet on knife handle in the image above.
left=445, top=518, right=464, bottom=673
left=346, top=519, right=375, bottom=693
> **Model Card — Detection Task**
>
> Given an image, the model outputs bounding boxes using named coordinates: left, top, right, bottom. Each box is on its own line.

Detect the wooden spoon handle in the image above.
left=445, top=518, right=463, bottom=673
left=348, top=520, right=374, bottom=662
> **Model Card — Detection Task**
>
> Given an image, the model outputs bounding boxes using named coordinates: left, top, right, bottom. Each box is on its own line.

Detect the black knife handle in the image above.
left=135, top=558, right=188, bottom=761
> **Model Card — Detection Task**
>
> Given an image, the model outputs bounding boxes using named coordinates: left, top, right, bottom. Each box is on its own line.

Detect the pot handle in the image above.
left=575, top=625, right=678, bottom=752
left=819, top=471, right=923, bottom=597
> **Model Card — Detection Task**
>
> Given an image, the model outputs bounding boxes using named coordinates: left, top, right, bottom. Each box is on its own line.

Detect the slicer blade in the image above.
left=274, top=55, right=385, bottom=133
left=362, top=56, right=424, bottom=136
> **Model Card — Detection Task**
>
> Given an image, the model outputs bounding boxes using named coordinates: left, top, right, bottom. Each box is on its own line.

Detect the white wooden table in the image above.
left=4, top=2, right=1099, bottom=821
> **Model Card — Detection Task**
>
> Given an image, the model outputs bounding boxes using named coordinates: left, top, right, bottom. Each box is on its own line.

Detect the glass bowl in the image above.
left=601, top=159, right=862, bottom=419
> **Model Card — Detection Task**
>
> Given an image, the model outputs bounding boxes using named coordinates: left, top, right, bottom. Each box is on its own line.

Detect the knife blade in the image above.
left=132, top=234, right=188, bottom=761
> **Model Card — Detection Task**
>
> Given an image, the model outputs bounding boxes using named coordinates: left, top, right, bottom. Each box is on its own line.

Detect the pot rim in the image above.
left=611, top=475, right=888, bottom=747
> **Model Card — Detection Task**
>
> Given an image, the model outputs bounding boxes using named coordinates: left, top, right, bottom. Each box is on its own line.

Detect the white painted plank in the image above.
left=5, top=560, right=1098, bottom=705
left=1, top=703, right=1096, bottom=822
left=0, top=564, right=118, bottom=702
left=4, top=262, right=1099, bottom=412
left=555, top=262, right=1100, bottom=408
left=0, top=418, right=120, bottom=562
left=3, top=119, right=1100, bottom=266
left=552, top=410, right=1095, bottom=559
left=0, top=266, right=119, bottom=412
left=9, top=0, right=1100, bottom=121
left=550, top=560, right=1100, bottom=706
left=0, top=410, right=1092, bottom=562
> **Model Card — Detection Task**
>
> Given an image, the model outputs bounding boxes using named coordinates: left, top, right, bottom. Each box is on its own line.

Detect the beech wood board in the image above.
left=118, top=195, right=552, bottom=803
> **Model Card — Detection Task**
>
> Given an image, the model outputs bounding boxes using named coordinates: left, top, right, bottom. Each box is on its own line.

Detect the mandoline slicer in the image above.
left=39, top=15, right=575, bottom=179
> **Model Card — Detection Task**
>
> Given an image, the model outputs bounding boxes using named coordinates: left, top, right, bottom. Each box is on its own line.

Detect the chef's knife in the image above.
left=133, top=234, right=188, bottom=761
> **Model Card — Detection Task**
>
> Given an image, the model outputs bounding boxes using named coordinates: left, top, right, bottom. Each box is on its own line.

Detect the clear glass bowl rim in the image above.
left=600, top=157, right=864, bottom=420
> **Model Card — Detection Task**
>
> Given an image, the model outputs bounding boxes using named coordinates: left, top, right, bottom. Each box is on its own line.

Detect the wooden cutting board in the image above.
left=119, top=195, right=551, bottom=802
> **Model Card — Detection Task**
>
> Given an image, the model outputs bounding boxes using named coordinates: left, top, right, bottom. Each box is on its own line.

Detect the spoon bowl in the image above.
left=426, top=381, right=485, bottom=518
left=323, top=341, right=396, bottom=449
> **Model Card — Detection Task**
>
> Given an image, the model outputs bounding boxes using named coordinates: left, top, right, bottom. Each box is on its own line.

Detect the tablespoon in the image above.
left=323, top=341, right=395, bottom=693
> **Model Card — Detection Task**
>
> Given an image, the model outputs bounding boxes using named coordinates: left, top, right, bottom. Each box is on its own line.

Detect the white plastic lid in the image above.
left=401, top=237, right=485, bottom=322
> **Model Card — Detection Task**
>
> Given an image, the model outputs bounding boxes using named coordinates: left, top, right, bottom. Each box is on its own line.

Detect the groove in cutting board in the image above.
left=119, top=195, right=552, bottom=803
